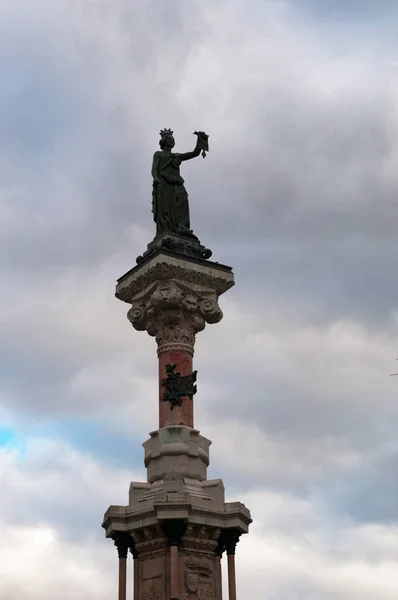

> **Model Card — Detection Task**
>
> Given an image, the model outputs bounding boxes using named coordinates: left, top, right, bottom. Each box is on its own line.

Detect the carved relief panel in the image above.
left=140, top=556, right=166, bottom=600
left=183, top=555, right=216, bottom=600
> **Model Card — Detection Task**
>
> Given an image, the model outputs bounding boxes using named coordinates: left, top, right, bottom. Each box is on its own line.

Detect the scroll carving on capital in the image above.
left=127, top=279, right=223, bottom=355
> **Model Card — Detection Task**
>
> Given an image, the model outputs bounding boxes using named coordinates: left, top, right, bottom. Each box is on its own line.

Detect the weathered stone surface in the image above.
left=103, top=503, right=250, bottom=600
left=102, top=426, right=252, bottom=540
left=143, top=426, right=211, bottom=485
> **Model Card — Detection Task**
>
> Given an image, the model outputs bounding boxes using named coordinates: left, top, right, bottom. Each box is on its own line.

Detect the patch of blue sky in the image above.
left=0, top=426, right=18, bottom=446
left=0, top=426, right=27, bottom=459
left=294, top=0, right=398, bottom=22
left=32, top=418, right=144, bottom=469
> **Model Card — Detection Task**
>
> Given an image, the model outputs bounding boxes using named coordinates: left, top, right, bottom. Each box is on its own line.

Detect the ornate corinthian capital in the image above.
left=116, top=252, right=234, bottom=355
left=127, top=279, right=223, bottom=355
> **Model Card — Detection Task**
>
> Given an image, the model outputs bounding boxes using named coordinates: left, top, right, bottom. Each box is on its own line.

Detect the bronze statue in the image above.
left=136, top=129, right=211, bottom=264
left=151, top=129, right=209, bottom=237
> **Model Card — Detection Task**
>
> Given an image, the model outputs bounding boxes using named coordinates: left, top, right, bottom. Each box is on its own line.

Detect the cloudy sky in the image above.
left=1, top=0, right=398, bottom=598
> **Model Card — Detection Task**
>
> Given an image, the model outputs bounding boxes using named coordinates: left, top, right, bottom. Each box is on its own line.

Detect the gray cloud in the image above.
left=1, top=0, right=398, bottom=598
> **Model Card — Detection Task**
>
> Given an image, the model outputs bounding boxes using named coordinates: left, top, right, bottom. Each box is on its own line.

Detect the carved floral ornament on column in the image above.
left=127, top=279, right=223, bottom=355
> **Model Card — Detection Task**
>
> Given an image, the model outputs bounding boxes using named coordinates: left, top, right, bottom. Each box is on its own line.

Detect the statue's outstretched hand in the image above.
left=193, top=131, right=209, bottom=157
left=194, top=131, right=208, bottom=139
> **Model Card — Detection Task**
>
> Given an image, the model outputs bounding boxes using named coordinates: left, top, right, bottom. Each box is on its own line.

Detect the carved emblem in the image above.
left=185, top=571, right=199, bottom=593
left=161, top=364, right=197, bottom=409
left=184, top=557, right=214, bottom=600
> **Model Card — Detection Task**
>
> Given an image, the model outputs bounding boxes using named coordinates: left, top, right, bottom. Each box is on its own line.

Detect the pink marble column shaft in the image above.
left=158, top=349, right=194, bottom=428
left=133, top=554, right=139, bottom=600
left=227, top=553, right=237, bottom=600
left=118, top=556, right=127, bottom=600
left=170, top=545, right=180, bottom=599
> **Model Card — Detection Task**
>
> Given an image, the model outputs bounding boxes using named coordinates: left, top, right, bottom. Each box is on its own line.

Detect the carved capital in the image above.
left=127, top=279, right=223, bottom=356
left=130, top=525, right=167, bottom=556
left=114, top=534, right=130, bottom=559
left=162, top=519, right=188, bottom=547
left=224, top=529, right=241, bottom=555
left=215, top=528, right=241, bottom=556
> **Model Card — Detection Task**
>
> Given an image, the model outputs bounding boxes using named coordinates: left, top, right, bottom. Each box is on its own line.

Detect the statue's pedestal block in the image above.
left=136, top=232, right=213, bottom=265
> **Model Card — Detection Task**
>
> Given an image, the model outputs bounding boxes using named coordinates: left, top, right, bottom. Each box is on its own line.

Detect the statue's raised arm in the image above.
left=169, top=131, right=209, bottom=163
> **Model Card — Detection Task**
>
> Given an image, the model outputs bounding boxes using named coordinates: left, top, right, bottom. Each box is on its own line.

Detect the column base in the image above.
left=103, top=427, right=251, bottom=600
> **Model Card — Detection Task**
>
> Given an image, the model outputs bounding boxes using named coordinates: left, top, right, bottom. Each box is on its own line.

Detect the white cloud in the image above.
left=1, top=439, right=398, bottom=600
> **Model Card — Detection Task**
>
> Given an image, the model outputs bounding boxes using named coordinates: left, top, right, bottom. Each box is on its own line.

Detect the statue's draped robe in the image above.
left=152, top=151, right=191, bottom=236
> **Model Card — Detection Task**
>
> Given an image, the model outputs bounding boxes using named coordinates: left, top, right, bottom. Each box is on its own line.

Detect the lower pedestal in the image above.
left=103, top=425, right=251, bottom=600
left=136, top=535, right=222, bottom=600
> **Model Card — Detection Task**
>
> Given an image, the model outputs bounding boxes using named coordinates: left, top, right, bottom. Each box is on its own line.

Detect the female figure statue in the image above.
left=151, top=129, right=209, bottom=237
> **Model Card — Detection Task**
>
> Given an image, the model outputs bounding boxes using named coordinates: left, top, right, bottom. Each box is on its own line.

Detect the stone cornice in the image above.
left=116, top=251, right=234, bottom=304
left=102, top=498, right=252, bottom=540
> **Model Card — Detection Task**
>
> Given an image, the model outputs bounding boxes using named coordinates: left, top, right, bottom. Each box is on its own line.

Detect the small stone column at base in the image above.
left=214, top=554, right=223, bottom=600
left=225, top=530, right=240, bottom=600
left=114, top=536, right=129, bottom=600
left=170, top=545, right=180, bottom=599
left=133, top=558, right=139, bottom=600
left=163, top=519, right=187, bottom=600
left=227, top=554, right=237, bottom=600
left=130, top=544, right=139, bottom=600
left=119, top=558, right=127, bottom=600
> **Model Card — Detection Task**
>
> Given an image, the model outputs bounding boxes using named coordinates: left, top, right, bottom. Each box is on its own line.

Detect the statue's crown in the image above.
left=159, top=128, right=173, bottom=137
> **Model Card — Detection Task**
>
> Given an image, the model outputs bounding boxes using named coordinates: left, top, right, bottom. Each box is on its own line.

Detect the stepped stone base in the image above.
left=102, top=426, right=251, bottom=600
left=105, top=251, right=250, bottom=600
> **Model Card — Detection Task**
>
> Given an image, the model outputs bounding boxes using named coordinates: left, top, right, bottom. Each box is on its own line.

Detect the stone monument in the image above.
left=102, top=129, right=252, bottom=600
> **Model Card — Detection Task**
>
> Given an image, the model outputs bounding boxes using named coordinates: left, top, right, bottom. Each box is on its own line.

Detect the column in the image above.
left=128, top=278, right=222, bottom=430
left=158, top=347, right=195, bottom=428
left=214, top=548, right=223, bottom=600
left=114, top=535, right=130, bottom=600
left=163, top=519, right=187, bottom=600
left=225, top=530, right=240, bottom=600
left=130, top=542, right=139, bottom=600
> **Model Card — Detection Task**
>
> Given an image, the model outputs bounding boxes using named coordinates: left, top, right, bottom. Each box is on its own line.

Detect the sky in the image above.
left=1, top=0, right=398, bottom=598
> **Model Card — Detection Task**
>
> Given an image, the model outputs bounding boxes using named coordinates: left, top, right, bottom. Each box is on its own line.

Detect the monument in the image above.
left=102, top=129, right=252, bottom=600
